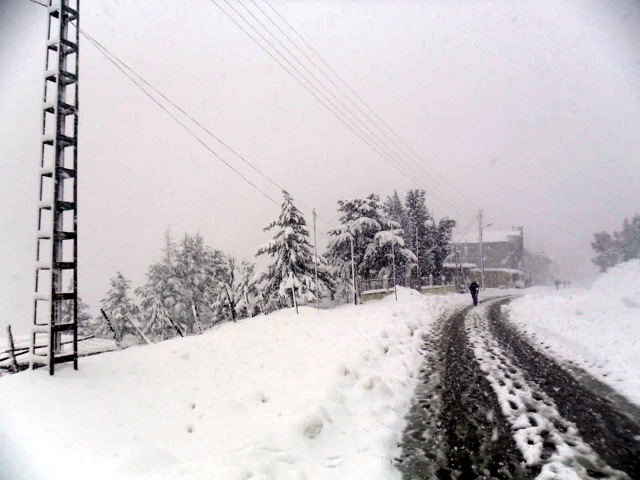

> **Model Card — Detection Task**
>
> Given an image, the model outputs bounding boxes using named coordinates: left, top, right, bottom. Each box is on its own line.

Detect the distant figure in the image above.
left=469, top=280, right=480, bottom=306
left=554, top=279, right=561, bottom=290
left=568, top=280, right=571, bottom=288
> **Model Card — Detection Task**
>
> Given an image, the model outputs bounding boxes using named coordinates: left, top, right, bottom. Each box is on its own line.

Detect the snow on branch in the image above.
left=374, top=229, right=405, bottom=246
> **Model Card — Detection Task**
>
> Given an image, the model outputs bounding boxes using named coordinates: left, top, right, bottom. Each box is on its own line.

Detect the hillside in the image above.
left=0, top=290, right=461, bottom=480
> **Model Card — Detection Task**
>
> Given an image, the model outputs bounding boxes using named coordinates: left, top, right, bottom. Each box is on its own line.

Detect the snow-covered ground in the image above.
left=0, top=289, right=463, bottom=480
left=507, top=260, right=640, bottom=406
left=3, top=263, right=637, bottom=480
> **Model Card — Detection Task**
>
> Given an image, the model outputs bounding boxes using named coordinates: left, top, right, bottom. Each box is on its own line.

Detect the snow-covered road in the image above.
left=398, top=297, right=640, bottom=479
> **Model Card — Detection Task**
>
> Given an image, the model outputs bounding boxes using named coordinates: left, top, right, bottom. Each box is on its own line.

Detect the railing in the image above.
left=359, top=275, right=451, bottom=293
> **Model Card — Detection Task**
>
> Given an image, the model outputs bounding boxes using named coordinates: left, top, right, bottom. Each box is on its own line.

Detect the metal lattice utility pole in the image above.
left=31, top=0, right=80, bottom=375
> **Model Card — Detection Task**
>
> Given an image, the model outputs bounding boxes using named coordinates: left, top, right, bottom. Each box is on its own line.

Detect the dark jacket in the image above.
left=469, top=281, right=480, bottom=294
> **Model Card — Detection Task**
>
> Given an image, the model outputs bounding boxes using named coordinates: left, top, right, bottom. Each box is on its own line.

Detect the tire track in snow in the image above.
left=486, top=299, right=640, bottom=479
left=468, top=300, right=632, bottom=479
left=396, top=310, right=448, bottom=479
left=398, top=305, right=529, bottom=479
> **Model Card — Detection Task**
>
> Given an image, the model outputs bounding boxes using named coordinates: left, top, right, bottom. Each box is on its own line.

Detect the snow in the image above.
left=373, top=230, right=404, bottom=247
left=442, top=262, right=477, bottom=269
left=0, top=288, right=461, bottom=480
left=466, top=305, right=626, bottom=477
left=507, top=260, right=640, bottom=405
left=4, top=262, right=637, bottom=478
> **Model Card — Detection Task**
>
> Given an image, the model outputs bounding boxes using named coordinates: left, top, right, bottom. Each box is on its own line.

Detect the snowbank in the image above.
left=507, top=260, right=640, bottom=405
left=0, top=288, right=461, bottom=480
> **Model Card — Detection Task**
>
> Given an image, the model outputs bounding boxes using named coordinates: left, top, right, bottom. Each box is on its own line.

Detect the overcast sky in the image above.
left=1, top=0, right=639, bottom=334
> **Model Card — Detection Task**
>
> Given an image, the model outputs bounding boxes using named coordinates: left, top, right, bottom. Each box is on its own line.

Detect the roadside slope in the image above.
left=506, top=260, right=640, bottom=406
left=0, top=288, right=461, bottom=480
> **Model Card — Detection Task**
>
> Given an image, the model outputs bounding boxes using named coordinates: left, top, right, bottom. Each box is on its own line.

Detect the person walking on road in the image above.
left=469, top=280, right=480, bottom=306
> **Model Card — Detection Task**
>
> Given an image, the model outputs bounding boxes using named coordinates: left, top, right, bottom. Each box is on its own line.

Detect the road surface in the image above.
left=397, top=297, right=640, bottom=480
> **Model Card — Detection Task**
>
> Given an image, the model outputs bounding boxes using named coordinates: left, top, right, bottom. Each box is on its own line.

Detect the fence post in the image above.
left=167, top=315, right=184, bottom=337
left=7, top=325, right=19, bottom=373
left=124, top=315, right=151, bottom=345
left=100, top=309, right=121, bottom=347
left=191, top=304, right=203, bottom=334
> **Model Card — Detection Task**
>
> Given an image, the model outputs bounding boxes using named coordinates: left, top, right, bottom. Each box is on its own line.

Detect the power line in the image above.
left=209, top=0, right=415, bottom=181
left=237, top=0, right=425, bottom=183
left=83, top=32, right=337, bottom=236
left=241, top=0, right=470, bottom=216
left=453, top=215, right=480, bottom=244
left=208, top=0, right=471, bottom=218
left=246, top=0, right=469, bottom=215
left=256, top=0, right=475, bottom=211
left=78, top=30, right=281, bottom=207
left=82, top=37, right=290, bottom=199
left=27, top=1, right=338, bottom=236
left=28, top=0, right=466, bottom=236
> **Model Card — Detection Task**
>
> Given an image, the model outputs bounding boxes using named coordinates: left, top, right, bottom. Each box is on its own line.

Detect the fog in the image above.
left=1, top=0, right=639, bottom=334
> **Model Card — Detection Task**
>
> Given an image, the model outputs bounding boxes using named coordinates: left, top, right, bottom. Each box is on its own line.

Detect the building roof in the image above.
left=469, top=267, right=524, bottom=275
left=453, top=229, right=521, bottom=244
left=443, top=262, right=478, bottom=269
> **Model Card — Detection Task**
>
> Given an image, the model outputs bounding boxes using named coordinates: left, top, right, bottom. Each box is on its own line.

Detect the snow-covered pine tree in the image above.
left=617, top=214, right=640, bottom=262
left=218, top=257, right=260, bottom=321
left=256, top=191, right=334, bottom=311
left=404, top=189, right=429, bottom=252
left=60, top=282, right=95, bottom=336
left=99, top=272, right=140, bottom=339
left=367, top=228, right=417, bottom=281
left=136, top=261, right=179, bottom=341
left=591, top=232, right=620, bottom=273
left=403, top=189, right=434, bottom=280
left=384, top=190, right=408, bottom=233
left=237, top=260, right=261, bottom=317
left=427, top=217, right=457, bottom=277
left=327, top=194, right=414, bottom=293
left=171, top=233, right=225, bottom=332
left=327, top=194, right=390, bottom=276
left=591, top=213, right=640, bottom=272
left=218, top=255, right=240, bottom=322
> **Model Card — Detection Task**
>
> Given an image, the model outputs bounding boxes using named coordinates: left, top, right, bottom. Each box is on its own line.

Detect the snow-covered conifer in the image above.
left=136, top=261, right=179, bottom=340
left=404, top=189, right=429, bottom=251
left=426, top=217, right=457, bottom=277
left=171, top=233, right=225, bottom=332
left=218, top=257, right=260, bottom=321
left=99, top=272, right=140, bottom=339
left=384, top=190, right=407, bottom=231
left=366, top=228, right=416, bottom=277
left=256, top=191, right=334, bottom=311
left=326, top=194, right=414, bottom=296
left=60, top=284, right=95, bottom=336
